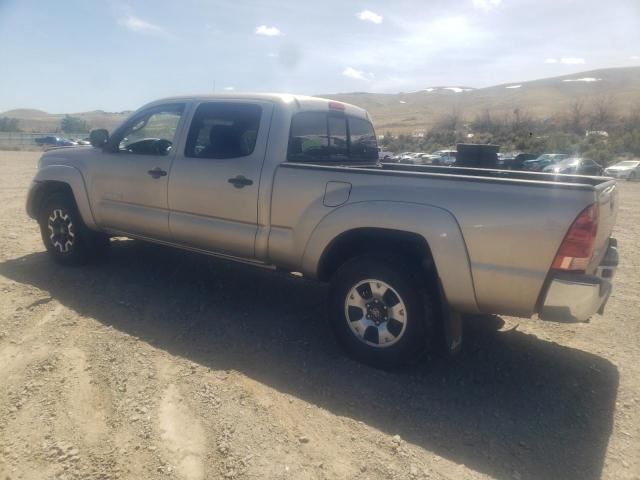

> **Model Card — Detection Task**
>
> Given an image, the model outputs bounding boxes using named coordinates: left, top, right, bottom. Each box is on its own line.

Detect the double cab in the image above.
left=27, top=94, right=619, bottom=367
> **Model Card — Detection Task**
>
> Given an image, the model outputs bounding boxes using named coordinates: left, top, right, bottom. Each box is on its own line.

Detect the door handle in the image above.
left=147, top=167, right=167, bottom=179
left=228, top=175, right=253, bottom=188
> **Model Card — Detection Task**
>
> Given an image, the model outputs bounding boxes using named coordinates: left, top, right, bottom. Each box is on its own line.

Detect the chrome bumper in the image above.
left=539, top=239, right=618, bottom=322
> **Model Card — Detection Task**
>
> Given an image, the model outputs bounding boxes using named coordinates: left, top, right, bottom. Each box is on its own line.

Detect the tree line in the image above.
left=380, top=98, right=640, bottom=166
left=0, top=115, right=90, bottom=134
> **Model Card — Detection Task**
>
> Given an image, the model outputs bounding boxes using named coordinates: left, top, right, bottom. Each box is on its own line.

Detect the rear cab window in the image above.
left=287, top=111, right=378, bottom=163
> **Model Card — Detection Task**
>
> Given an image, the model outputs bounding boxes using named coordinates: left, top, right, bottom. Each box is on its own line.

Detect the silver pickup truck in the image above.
left=26, top=94, right=619, bottom=367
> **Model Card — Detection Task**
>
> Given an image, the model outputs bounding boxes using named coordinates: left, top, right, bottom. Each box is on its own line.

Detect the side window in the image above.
left=349, top=117, right=378, bottom=161
left=287, top=112, right=329, bottom=162
left=185, top=102, right=262, bottom=159
left=116, top=104, right=184, bottom=156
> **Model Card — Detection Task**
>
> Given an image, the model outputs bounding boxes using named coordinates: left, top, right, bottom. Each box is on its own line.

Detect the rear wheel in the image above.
left=38, top=193, right=108, bottom=266
left=329, top=255, right=434, bottom=368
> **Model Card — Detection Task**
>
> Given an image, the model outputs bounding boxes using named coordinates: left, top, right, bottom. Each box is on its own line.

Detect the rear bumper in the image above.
left=539, top=239, right=618, bottom=322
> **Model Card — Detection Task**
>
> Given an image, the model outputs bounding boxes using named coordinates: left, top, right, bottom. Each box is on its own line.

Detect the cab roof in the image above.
left=140, top=93, right=370, bottom=120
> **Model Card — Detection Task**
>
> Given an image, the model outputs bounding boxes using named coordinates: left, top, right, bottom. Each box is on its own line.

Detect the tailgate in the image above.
left=590, top=180, right=618, bottom=271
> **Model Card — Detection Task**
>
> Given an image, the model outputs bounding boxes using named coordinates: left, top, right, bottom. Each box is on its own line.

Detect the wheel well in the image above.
left=317, top=228, right=438, bottom=283
left=31, top=181, right=75, bottom=219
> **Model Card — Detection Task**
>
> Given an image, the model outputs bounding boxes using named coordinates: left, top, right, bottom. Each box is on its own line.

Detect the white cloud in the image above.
left=342, top=67, right=367, bottom=80
left=471, top=0, right=501, bottom=12
left=562, top=77, right=601, bottom=83
left=560, top=57, right=585, bottom=64
left=505, top=84, right=522, bottom=89
left=631, top=55, right=640, bottom=60
left=223, top=87, right=235, bottom=91
left=118, top=15, right=164, bottom=34
left=255, top=25, right=283, bottom=36
left=266, top=52, right=279, bottom=57
left=544, top=57, right=585, bottom=65
left=357, top=10, right=383, bottom=24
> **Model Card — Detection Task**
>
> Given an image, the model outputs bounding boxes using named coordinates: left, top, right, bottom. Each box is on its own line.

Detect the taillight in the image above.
left=552, top=203, right=599, bottom=272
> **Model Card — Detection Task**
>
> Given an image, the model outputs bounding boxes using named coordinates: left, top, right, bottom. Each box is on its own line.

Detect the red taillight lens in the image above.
left=552, top=203, right=599, bottom=272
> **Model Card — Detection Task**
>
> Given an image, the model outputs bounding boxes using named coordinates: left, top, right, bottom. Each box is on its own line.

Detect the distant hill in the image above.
left=2, top=66, right=639, bottom=134
left=324, top=66, right=640, bottom=133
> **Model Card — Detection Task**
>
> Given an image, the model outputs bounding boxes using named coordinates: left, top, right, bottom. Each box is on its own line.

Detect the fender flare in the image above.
left=301, top=201, right=479, bottom=314
left=29, top=165, right=97, bottom=229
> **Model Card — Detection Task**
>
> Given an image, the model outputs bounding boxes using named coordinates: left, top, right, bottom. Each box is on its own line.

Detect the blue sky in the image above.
left=1, top=0, right=639, bottom=113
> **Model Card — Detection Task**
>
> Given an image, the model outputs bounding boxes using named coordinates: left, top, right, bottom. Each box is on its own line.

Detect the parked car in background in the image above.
left=413, top=153, right=438, bottom=165
left=390, top=152, right=414, bottom=163
left=496, top=152, right=536, bottom=170
left=604, top=160, right=640, bottom=180
left=543, top=157, right=604, bottom=176
left=511, top=153, right=538, bottom=170
left=34, top=136, right=76, bottom=148
left=378, top=150, right=394, bottom=161
left=523, top=153, right=569, bottom=171
left=432, top=149, right=457, bottom=165
left=393, top=152, right=425, bottom=164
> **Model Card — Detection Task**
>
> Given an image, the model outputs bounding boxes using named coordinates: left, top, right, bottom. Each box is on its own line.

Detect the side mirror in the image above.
left=89, top=129, right=109, bottom=148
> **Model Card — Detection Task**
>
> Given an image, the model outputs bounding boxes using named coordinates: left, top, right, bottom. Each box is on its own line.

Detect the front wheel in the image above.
left=329, top=255, right=434, bottom=368
left=38, top=193, right=109, bottom=266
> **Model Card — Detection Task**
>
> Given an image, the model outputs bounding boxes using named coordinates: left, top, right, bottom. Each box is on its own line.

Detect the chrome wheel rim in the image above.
left=344, top=279, right=407, bottom=348
left=47, top=208, right=75, bottom=253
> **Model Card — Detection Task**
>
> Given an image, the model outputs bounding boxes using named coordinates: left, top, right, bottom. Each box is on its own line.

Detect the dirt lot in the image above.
left=0, top=151, right=638, bottom=480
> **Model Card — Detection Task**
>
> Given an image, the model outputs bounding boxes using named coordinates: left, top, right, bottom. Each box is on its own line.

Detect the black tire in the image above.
left=329, top=254, right=435, bottom=368
left=38, top=192, right=109, bottom=266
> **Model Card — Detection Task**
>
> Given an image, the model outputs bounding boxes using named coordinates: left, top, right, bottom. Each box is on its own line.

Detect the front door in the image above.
left=89, top=103, right=185, bottom=240
left=168, top=101, right=272, bottom=259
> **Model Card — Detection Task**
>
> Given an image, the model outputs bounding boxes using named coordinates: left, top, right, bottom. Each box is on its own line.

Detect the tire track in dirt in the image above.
left=156, top=360, right=208, bottom=480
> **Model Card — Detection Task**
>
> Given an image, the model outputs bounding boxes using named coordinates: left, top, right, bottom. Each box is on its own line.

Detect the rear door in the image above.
left=167, top=100, right=273, bottom=259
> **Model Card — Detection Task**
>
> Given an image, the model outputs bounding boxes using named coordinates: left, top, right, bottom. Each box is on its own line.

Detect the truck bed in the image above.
left=272, top=161, right=618, bottom=317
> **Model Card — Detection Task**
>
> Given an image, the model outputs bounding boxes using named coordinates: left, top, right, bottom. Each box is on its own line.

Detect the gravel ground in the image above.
left=0, top=150, right=638, bottom=480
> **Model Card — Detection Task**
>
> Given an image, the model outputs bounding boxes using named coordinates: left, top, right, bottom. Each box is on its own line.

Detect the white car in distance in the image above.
left=605, top=160, right=640, bottom=180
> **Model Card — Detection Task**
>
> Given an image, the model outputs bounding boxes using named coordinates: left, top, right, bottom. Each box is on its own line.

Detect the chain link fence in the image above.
left=0, top=132, right=89, bottom=149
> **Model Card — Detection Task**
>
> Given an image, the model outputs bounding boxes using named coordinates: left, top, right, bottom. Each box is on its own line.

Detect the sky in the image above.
left=0, top=0, right=639, bottom=113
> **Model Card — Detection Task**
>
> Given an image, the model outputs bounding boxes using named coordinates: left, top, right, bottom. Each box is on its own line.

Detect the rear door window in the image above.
left=185, top=102, right=262, bottom=159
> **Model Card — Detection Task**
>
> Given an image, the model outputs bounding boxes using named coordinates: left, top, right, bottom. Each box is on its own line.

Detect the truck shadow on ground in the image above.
left=0, top=239, right=619, bottom=480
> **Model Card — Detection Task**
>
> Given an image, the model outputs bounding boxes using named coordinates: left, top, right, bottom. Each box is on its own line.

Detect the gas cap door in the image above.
left=323, top=181, right=352, bottom=207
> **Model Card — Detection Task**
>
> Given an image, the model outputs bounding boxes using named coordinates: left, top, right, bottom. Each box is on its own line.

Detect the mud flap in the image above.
left=444, top=307, right=463, bottom=355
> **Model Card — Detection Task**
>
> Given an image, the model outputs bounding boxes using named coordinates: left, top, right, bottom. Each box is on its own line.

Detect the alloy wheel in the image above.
left=344, top=279, right=408, bottom=347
